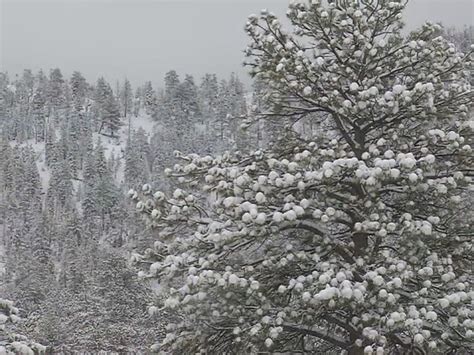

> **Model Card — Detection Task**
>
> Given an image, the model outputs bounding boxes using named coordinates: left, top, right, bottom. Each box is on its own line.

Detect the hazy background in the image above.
left=1, top=0, right=472, bottom=88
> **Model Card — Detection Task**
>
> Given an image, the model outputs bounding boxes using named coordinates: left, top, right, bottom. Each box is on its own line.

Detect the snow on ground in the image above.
left=94, top=112, right=156, bottom=185
left=130, top=112, right=157, bottom=134
left=2, top=113, right=156, bottom=280
left=8, top=112, right=156, bottom=202
left=36, top=158, right=50, bottom=195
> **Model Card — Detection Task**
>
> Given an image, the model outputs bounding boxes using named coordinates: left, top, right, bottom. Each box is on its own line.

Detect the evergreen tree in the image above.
left=70, top=71, right=87, bottom=111
left=162, top=70, right=181, bottom=123
left=47, top=68, right=65, bottom=113
left=32, top=86, right=47, bottom=142
left=143, top=81, right=157, bottom=116
left=99, top=92, right=122, bottom=136
left=93, top=77, right=111, bottom=130
left=178, top=74, right=201, bottom=124
left=46, top=155, right=73, bottom=217
left=132, top=1, right=474, bottom=353
left=124, top=128, right=150, bottom=188
left=133, top=87, right=141, bottom=117
left=94, top=77, right=110, bottom=109
left=215, top=79, right=231, bottom=142
left=199, top=73, right=219, bottom=127
left=120, top=78, right=133, bottom=118
left=0, top=72, right=10, bottom=120
left=93, top=142, right=121, bottom=233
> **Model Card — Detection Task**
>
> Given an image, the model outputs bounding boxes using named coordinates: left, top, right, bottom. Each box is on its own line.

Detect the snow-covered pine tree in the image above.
left=47, top=68, right=66, bottom=117
left=82, top=170, right=97, bottom=235
left=132, top=0, right=473, bottom=353
left=32, top=86, right=47, bottom=143
left=99, top=90, right=122, bottom=137
left=133, top=89, right=141, bottom=118
left=70, top=71, right=88, bottom=112
left=0, top=73, right=9, bottom=120
left=44, top=122, right=57, bottom=167
left=215, top=78, right=231, bottom=142
left=143, top=81, right=157, bottom=116
left=92, top=141, right=121, bottom=233
left=17, top=147, right=42, bottom=215
left=199, top=73, right=219, bottom=126
left=179, top=74, right=201, bottom=123
left=162, top=70, right=181, bottom=123
left=213, top=74, right=248, bottom=151
left=124, top=128, right=151, bottom=189
left=93, top=77, right=111, bottom=131
left=46, top=152, right=73, bottom=217
left=120, top=78, right=133, bottom=118
left=94, top=77, right=110, bottom=108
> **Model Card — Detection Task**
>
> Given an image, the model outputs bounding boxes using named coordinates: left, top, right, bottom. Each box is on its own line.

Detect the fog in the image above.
left=1, top=0, right=472, bottom=87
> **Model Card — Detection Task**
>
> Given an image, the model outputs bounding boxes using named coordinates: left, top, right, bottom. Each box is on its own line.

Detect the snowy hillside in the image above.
left=1, top=5, right=472, bottom=353
left=9, top=112, right=156, bottom=197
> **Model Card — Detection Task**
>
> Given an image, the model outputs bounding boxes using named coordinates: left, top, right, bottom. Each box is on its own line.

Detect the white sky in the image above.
left=0, top=0, right=472, bottom=87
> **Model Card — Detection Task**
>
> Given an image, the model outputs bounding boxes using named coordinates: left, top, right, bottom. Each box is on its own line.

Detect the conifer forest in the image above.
left=0, top=0, right=473, bottom=354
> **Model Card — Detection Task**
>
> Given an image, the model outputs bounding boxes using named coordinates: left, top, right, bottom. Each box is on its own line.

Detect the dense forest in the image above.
left=0, top=1, right=473, bottom=354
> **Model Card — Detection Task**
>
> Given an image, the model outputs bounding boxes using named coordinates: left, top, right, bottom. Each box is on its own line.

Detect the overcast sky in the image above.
left=1, top=0, right=472, bottom=88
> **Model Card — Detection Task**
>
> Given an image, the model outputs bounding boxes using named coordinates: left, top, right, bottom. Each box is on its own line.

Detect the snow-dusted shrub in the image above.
left=0, top=298, right=46, bottom=354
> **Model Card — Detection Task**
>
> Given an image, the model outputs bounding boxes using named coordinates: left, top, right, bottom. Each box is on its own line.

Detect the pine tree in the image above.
left=133, top=87, right=142, bottom=117
left=143, top=81, right=157, bottom=116
left=179, top=74, right=201, bottom=123
left=132, top=1, right=474, bottom=353
left=18, top=147, right=42, bottom=214
left=67, top=111, right=82, bottom=177
left=70, top=71, right=87, bottom=111
left=199, top=73, right=219, bottom=127
left=93, top=77, right=111, bottom=130
left=0, top=73, right=10, bottom=120
left=215, top=79, right=231, bottom=142
left=82, top=150, right=97, bottom=231
left=92, top=142, right=120, bottom=233
left=120, top=78, right=133, bottom=118
left=162, top=70, right=181, bottom=123
left=47, top=68, right=65, bottom=114
left=99, top=91, right=122, bottom=137
left=44, top=122, right=57, bottom=167
left=124, top=128, right=150, bottom=188
left=32, top=86, right=47, bottom=142
left=94, top=77, right=110, bottom=109
left=46, top=155, right=73, bottom=217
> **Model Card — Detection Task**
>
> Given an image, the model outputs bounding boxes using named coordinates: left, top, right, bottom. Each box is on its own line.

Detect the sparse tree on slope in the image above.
left=99, top=91, right=122, bottom=137
left=47, top=68, right=65, bottom=116
left=0, top=73, right=11, bottom=120
left=32, top=86, right=47, bottom=142
left=199, top=73, right=219, bottom=126
left=161, top=70, right=181, bottom=123
left=131, top=0, right=473, bottom=354
left=120, top=78, right=133, bottom=118
left=124, top=128, right=151, bottom=189
left=143, top=81, right=157, bottom=116
left=92, top=142, right=121, bottom=233
left=70, top=71, right=88, bottom=111
left=179, top=74, right=201, bottom=123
